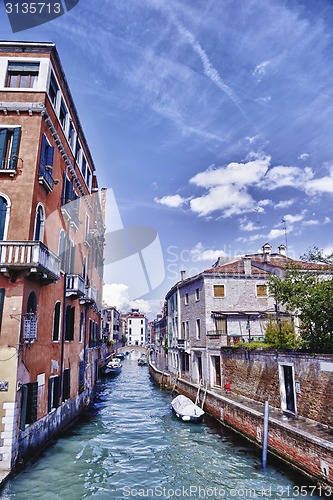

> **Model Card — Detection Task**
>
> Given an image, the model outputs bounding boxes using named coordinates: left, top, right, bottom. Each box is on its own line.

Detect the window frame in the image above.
left=6, top=61, right=40, bottom=89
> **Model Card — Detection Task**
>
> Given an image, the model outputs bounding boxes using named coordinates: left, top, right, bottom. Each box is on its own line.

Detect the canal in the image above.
left=2, top=352, right=321, bottom=499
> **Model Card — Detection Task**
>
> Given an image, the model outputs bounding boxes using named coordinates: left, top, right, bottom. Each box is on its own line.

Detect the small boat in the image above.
left=116, top=352, right=126, bottom=360
left=171, top=394, right=205, bottom=423
left=138, top=355, right=148, bottom=366
left=102, top=357, right=122, bottom=376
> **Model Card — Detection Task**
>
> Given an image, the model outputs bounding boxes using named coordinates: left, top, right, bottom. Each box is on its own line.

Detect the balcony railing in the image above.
left=23, top=313, right=38, bottom=343
left=80, top=285, right=97, bottom=304
left=0, top=241, right=60, bottom=281
left=66, top=274, right=85, bottom=298
left=0, top=156, right=18, bottom=176
left=206, top=330, right=227, bottom=336
left=177, top=338, right=189, bottom=350
left=61, top=199, right=80, bottom=228
left=38, top=164, right=54, bottom=192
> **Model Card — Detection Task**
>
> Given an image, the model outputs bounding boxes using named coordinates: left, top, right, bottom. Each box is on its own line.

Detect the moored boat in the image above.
left=138, top=355, right=148, bottom=366
left=171, top=394, right=205, bottom=422
left=102, top=357, right=122, bottom=376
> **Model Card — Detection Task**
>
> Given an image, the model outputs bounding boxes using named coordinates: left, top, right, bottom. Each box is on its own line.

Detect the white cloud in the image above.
left=267, top=228, right=286, bottom=240
left=274, top=199, right=296, bottom=209
left=190, top=242, right=228, bottom=262
left=305, top=171, right=333, bottom=194
left=154, top=194, right=187, bottom=208
left=189, top=156, right=270, bottom=217
left=261, top=165, right=314, bottom=190
left=103, top=283, right=162, bottom=320
left=253, top=60, right=272, bottom=82
left=298, top=153, right=310, bottom=161
left=239, top=219, right=259, bottom=232
left=302, top=219, right=319, bottom=226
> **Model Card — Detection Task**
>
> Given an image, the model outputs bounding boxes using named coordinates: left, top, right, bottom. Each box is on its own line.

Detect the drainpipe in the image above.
left=60, top=217, right=70, bottom=404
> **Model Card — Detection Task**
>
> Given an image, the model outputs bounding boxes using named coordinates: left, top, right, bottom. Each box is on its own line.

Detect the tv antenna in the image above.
left=281, top=218, right=288, bottom=253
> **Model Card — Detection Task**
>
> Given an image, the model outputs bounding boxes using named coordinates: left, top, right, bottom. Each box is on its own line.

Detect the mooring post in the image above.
left=262, top=400, right=269, bottom=469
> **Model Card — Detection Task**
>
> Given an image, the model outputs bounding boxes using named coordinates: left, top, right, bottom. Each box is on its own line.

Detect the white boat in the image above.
left=102, top=357, right=122, bottom=376
left=171, top=394, right=205, bottom=422
left=138, top=355, right=148, bottom=366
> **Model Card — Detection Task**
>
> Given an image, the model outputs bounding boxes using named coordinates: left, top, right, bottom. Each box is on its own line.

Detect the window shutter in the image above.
left=0, top=288, right=4, bottom=331
left=10, top=127, right=21, bottom=169
left=70, top=307, right=75, bottom=341
left=61, top=172, right=67, bottom=206
left=54, top=376, right=60, bottom=407
left=0, top=129, right=8, bottom=168
left=47, top=378, right=53, bottom=412
left=39, top=134, right=47, bottom=176
left=0, top=197, right=7, bottom=240
left=26, top=382, right=38, bottom=424
left=20, top=384, right=28, bottom=431
left=46, top=143, right=54, bottom=167
left=63, top=368, right=70, bottom=400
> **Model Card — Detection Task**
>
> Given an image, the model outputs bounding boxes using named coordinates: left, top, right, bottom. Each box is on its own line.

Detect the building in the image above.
left=126, top=309, right=147, bottom=346
left=101, top=306, right=123, bottom=353
left=0, top=41, right=105, bottom=471
left=165, top=243, right=331, bottom=387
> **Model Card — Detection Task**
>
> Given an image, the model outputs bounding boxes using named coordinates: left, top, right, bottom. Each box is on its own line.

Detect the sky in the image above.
left=2, top=0, right=333, bottom=318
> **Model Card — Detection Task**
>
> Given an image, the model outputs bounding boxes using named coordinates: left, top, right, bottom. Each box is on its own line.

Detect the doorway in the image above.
left=279, top=364, right=296, bottom=414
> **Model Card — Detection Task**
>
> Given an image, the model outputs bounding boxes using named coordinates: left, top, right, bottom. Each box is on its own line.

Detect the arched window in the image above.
left=33, top=204, right=45, bottom=241
left=52, top=301, right=61, bottom=342
left=0, top=194, right=10, bottom=240
left=27, top=291, right=37, bottom=313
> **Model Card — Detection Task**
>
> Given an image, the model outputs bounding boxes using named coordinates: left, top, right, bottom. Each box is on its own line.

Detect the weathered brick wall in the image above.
left=171, top=376, right=333, bottom=488
left=221, top=350, right=333, bottom=426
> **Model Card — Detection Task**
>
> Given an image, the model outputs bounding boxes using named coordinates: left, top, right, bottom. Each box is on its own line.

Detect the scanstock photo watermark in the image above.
left=121, top=484, right=328, bottom=498
left=4, top=0, right=80, bottom=32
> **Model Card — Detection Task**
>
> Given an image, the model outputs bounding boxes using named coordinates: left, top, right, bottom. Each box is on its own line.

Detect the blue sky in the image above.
left=2, top=0, right=333, bottom=317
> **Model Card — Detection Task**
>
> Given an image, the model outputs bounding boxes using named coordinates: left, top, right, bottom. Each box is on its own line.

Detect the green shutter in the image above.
left=0, top=129, right=8, bottom=168
left=26, top=382, right=38, bottom=424
left=20, top=384, right=28, bottom=431
left=63, top=369, right=70, bottom=400
left=54, top=376, right=60, bottom=408
left=0, top=288, right=4, bottom=332
left=10, top=127, right=21, bottom=169
left=39, top=134, right=47, bottom=176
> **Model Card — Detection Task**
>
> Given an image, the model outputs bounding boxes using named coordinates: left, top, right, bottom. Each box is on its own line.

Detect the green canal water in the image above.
left=1, top=352, right=321, bottom=499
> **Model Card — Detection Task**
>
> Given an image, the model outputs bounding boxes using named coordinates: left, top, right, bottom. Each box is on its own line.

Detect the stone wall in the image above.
left=220, top=350, right=333, bottom=426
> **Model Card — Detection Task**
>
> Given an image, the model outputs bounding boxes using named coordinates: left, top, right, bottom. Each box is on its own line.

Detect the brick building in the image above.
left=0, top=41, right=105, bottom=471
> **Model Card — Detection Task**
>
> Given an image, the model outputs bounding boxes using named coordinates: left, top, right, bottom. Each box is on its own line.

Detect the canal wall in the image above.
left=220, top=349, right=333, bottom=427
left=14, top=389, right=92, bottom=470
left=149, top=362, right=333, bottom=488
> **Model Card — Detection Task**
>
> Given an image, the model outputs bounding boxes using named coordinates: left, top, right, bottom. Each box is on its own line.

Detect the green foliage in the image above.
left=268, top=261, right=333, bottom=351
left=264, top=320, right=301, bottom=349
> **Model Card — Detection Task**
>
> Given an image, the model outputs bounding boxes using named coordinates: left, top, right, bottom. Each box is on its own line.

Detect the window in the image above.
left=185, top=293, right=189, bottom=305
left=33, top=204, right=45, bottom=241
left=68, top=120, right=75, bottom=150
left=6, top=61, right=39, bottom=89
left=59, top=99, right=67, bottom=129
left=63, top=368, right=70, bottom=401
left=213, top=285, right=225, bottom=298
left=58, top=230, right=67, bottom=272
left=0, top=195, right=9, bottom=240
left=20, top=382, right=38, bottom=430
left=79, top=312, right=84, bottom=343
left=256, top=284, right=268, bottom=297
left=65, top=305, right=75, bottom=341
left=52, top=302, right=61, bottom=342
left=86, top=167, right=91, bottom=189
left=196, top=319, right=201, bottom=340
left=69, top=240, right=75, bottom=274
left=38, top=134, right=54, bottom=187
left=48, top=71, right=58, bottom=107
left=0, top=127, right=21, bottom=171
left=78, top=361, right=84, bottom=394
left=81, top=155, right=87, bottom=179
left=84, top=213, right=90, bottom=245
left=195, top=288, right=200, bottom=301
left=48, top=376, right=60, bottom=412
left=62, top=174, right=74, bottom=206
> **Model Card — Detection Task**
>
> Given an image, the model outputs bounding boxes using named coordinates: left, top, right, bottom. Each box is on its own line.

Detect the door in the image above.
left=212, top=356, right=221, bottom=386
left=283, top=365, right=296, bottom=413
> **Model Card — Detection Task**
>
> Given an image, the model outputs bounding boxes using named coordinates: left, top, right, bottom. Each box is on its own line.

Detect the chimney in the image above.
left=180, top=270, right=186, bottom=281
left=243, top=257, right=252, bottom=276
left=278, top=244, right=286, bottom=257
left=262, top=243, right=272, bottom=262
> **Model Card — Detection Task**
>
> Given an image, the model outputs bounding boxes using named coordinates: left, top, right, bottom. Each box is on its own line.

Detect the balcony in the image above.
left=38, top=164, right=54, bottom=193
left=22, top=313, right=38, bottom=343
left=80, top=285, right=97, bottom=304
left=206, top=330, right=227, bottom=336
left=177, top=338, right=189, bottom=350
left=0, top=241, right=60, bottom=282
left=61, top=199, right=80, bottom=229
left=0, top=156, right=20, bottom=177
left=66, top=274, right=85, bottom=298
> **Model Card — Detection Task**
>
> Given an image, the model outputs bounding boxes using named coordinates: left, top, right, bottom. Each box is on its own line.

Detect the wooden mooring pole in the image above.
left=262, top=401, right=269, bottom=469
